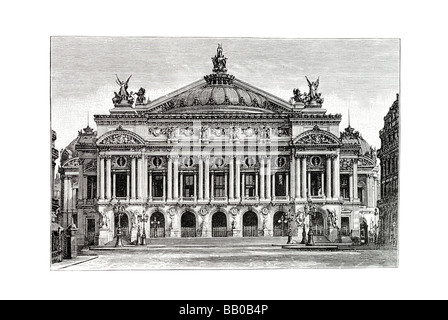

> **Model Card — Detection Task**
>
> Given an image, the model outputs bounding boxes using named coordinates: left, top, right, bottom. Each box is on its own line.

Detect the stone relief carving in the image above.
left=63, top=158, right=80, bottom=168
left=340, top=158, right=354, bottom=170
left=99, top=133, right=140, bottom=145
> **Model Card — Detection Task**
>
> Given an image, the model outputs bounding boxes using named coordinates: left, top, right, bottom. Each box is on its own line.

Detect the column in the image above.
left=295, top=155, right=301, bottom=199
left=210, top=173, right=214, bottom=199
left=286, top=174, right=289, bottom=198
left=137, top=156, right=143, bottom=199
left=162, top=175, right=166, bottom=201
left=148, top=173, right=153, bottom=200
left=290, top=155, right=295, bottom=199
left=332, top=155, right=340, bottom=198
left=307, top=172, right=311, bottom=196
left=179, top=172, right=183, bottom=199
left=142, top=156, right=148, bottom=200
left=173, top=157, right=179, bottom=200
left=326, top=156, right=332, bottom=199
left=229, top=156, right=234, bottom=200
left=64, top=176, right=69, bottom=213
left=271, top=173, right=275, bottom=199
left=241, top=173, right=245, bottom=199
left=353, top=159, right=358, bottom=200
left=224, top=173, right=228, bottom=199
left=204, top=156, right=210, bottom=201
left=266, top=157, right=271, bottom=201
left=349, top=174, right=354, bottom=201
left=194, top=174, right=197, bottom=199
left=198, top=156, right=204, bottom=200
left=167, top=157, right=173, bottom=200
left=112, top=173, right=116, bottom=199
left=260, top=157, right=265, bottom=200
left=255, top=174, right=259, bottom=198
left=78, top=160, right=84, bottom=200
left=126, top=174, right=130, bottom=200
left=301, top=156, right=307, bottom=198
left=131, top=156, right=136, bottom=200
left=99, top=157, right=105, bottom=200
left=67, top=177, right=73, bottom=224
left=96, top=156, right=101, bottom=199
left=106, top=156, right=112, bottom=200
left=235, top=156, right=241, bottom=201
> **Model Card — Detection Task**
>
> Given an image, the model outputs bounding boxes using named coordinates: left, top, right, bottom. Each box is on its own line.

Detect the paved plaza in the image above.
left=54, top=237, right=398, bottom=270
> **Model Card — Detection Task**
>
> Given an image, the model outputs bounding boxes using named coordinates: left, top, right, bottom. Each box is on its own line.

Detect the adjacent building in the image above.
left=377, top=94, right=399, bottom=246
left=58, top=45, right=380, bottom=248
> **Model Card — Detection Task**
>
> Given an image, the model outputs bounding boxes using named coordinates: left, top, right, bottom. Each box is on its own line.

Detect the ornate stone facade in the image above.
left=377, top=94, right=399, bottom=246
left=58, top=45, right=380, bottom=247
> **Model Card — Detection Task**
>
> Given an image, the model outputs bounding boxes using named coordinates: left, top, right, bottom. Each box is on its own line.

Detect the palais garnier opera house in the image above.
left=58, top=44, right=379, bottom=247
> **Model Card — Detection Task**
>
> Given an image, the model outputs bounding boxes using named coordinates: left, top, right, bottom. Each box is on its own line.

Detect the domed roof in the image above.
left=341, top=125, right=375, bottom=157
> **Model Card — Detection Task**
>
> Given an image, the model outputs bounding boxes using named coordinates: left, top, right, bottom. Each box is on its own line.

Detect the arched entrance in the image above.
left=243, top=211, right=258, bottom=237
left=150, top=212, right=165, bottom=238
left=311, top=210, right=325, bottom=236
left=115, top=213, right=130, bottom=241
left=273, top=212, right=288, bottom=237
left=212, top=212, right=227, bottom=237
left=181, top=211, right=197, bottom=237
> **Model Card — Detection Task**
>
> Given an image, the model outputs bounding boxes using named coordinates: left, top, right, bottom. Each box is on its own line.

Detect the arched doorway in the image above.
left=181, top=211, right=197, bottom=237
left=150, top=212, right=165, bottom=238
left=311, top=211, right=325, bottom=236
left=115, top=212, right=130, bottom=241
left=212, top=212, right=227, bottom=237
left=273, top=212, right=288, bottom=237
left=243, top=211, right=258, bottom=237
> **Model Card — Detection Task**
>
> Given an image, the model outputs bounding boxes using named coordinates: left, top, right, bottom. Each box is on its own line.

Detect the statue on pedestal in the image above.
left=212, top=44, right=228, bottom=73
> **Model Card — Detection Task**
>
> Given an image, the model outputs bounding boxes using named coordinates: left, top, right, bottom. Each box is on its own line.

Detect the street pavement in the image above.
left=56, top=237, right=398, bottom=270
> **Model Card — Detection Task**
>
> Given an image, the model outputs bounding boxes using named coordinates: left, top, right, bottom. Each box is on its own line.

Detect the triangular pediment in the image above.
left=142, top=76, right=293, bottom=114
left=293, top=125, right=341, bottom=147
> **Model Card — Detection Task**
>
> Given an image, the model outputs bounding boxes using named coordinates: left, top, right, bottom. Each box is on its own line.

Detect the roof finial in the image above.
left=348, top=108, right=351, bottom=127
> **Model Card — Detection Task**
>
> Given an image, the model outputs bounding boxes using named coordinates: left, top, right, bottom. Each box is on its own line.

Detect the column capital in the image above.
left=297, top=154, right=307, bottom=159
left=99, top=154, right=106, bottom=159
left=327, top=154, right=338, bottom=160
left=235, top=155, right=243, bottom=161
left=105, top=155, right=112, bottom=160
left=129, top=154, right=138, bottom=159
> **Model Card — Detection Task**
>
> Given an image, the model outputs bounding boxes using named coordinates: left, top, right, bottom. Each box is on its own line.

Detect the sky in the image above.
left=51, top=37, right=399, bottom=161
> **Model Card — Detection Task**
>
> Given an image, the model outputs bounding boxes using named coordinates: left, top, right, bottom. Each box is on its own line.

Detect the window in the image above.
left=116, top=173, right=127, bottom=198
left=245, top=174, right=256, bottom=197
left=340, top=174, right=349, bottom=199
left=152, top=175, right=164, bottom=197
left=183, top=175, right=195, bottom=197
left=341, top=217, right=350, bottom=236
left=310, top=172, right=322, bottom=196
left=214, top=174, right=226, bottom=197
left=275, top=173, right=287, bottom=197
left=87, top=176, right=97, bottom=199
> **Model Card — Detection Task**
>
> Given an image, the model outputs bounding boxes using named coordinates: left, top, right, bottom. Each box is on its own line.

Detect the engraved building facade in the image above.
left=58, top=46, right=380, bottom=247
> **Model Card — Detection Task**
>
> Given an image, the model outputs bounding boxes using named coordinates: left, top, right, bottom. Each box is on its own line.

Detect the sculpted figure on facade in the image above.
left=113, top=74, right=134, bottom=105
left=135, top=87, right=146, bottom=104
left=212, top=43, right=227, bottom=73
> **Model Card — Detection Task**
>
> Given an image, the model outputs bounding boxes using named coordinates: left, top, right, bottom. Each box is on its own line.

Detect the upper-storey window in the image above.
left=183, top=174, right=195, bottom=198
left=115, top=173, right=127, bottom=198
left=245, top=173, right=256, bottom=197
left=214, top=174, right=226, bottom=198
left=87, top=176, right=97, bottom=199
left=152, top=174, right=164, bottom=198
left=275, top=173, right=287, bottom=197
left=340, top=174, right=349, bottom=200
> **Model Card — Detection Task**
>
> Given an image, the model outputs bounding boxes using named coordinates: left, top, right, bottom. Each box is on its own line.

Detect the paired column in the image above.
left=326, top=156, right=332, bottom=199
left=235, top=156, right=241, bottom=201
left=332, top=155, right=340, bottom=198
left=204, top=156, right=210, bottom=201
left=99, top=156, right=105, bottom=200
left=173, top=157, right=179, bottom=200
left=112, top=173, right=116, bottom=199
left=259, top=157, right=265, bottom=200
left=148, top=173, right=153, bottom=200
left=301, top=156, right=307, bottom=198
left=137, top=156, right=143, bottom=199
left=130, top=156, right=136, bottom=200
left=97, top=156, right=101, bottom=199
left=78, top=160, right=84, bottom=201
left=353, top=158, right=358, bottom=200
left=198, top=156, right=204, bottom=200
left=106, top=156, right=112, bottom=200
left=290, top=155, right=295, bottom=199
left=271, top=173, right=275, bottom=199
left=241, top=173, right=245, bottom=198
left=167, top=157, right=173, bottom=200
left=179, top=172, right=183, bottom=198
left=229, top=156, right=234, bottom=200
left=266, top=157, right=271, bottom=201
left=295, top=155, right=301, bottom=199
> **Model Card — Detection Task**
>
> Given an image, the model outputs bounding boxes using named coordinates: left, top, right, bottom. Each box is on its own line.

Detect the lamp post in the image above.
left=141, top=213, right=148, bottom=245
left=150, top=215, right=160, bottom=243
left=277, top=213, right=288, bottom=238
left=306, top=196, right=315, bottom=246
left=114, top=202, right=125, bottom=247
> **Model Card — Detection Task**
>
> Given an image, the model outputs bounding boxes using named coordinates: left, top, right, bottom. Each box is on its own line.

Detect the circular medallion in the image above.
left=183, top=157, right=194, bottom=167
left=215, top=157, right=225, bottom=168
left=276, top=156, right=286, bottom=168
left=169, top=208, right=177, bottom=217
left=245, top=157, right=256, bottom=167
left=230, top=208, right=239, bottom=216
left=262, top=208, right=269, bottom=216
left=152, top=157, right=162, bottom=168
left=200, top=208, right=208, bottom=216
left=117, top=156, right=127, bottom=167
left=311, top=156, right=321, bottom=166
